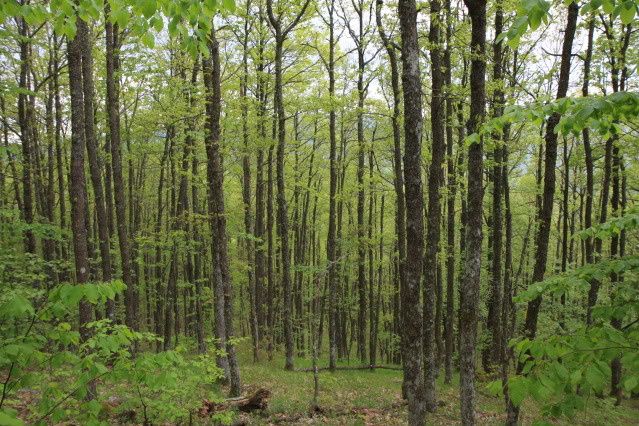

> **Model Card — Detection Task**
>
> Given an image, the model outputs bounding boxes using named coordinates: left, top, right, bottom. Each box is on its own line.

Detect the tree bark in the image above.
left=67, top=17, right=96, bottom=399
left=105, top=3, right=137, bottom=331
left=443, top=0, right=455, bottom=385
left=522, top=0, right=578, bottom=340
left=516, top=3, right=578, bottom=423
left=376, top=0, right=406, bottom=369
left=17, top=16, right=36, bottom=254
left=460, top=0, right=487, bottom=423
left=484, top=0, right=504, bottom=371
left=324, top=0, right=339, bottom=372
left=423, top=0, right=445, bottom=410
left=398, top=0, right=426, bottom=422
left=78, top=20, right=114, bottom=320
left=203, top=27, right=241, bottom=397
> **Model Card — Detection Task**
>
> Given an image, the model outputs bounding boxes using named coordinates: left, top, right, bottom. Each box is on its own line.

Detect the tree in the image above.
left=66, top=12, right=96, bottom=399
left=266, top=0, right=312, bottom=372
left=424, top=0, right=445, bottom=409
left=459, top=0, right=487, bottom=423
left=398, top=0, right=426, bottom=422
left=105, top=1, right=138, bottom=331
left=203, top=24, right=242, bottom=397
left=321, top=0, right=340, bottom=372
left=522, top=0, right=579, bottom=341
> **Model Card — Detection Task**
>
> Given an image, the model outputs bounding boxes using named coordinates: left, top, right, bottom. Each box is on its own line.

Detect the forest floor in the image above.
left=7, top=341, right=639, bottom=425
left=233, top=343, right=639, bottom=425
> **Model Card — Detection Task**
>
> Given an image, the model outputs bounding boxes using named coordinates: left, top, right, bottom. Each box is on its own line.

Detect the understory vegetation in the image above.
left=1, top=0, right=639, bottom=424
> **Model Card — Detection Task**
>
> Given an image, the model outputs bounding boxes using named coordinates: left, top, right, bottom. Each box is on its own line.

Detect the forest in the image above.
left=0, top=0, right=638, bottom=424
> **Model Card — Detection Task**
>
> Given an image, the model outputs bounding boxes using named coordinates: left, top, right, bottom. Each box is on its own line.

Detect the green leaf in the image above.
left=602, top=0, right=615, bottom=14
left=112, top=7, right=130, bottom=28
left=152, top=16, right=163, bottom=32
left=624, top=376, right=638, bottom=392
left=140, top=0, right=156, bottom=18
left=585, top=364, right=605, bottom=390
left=222, top=0, right=236, bottom=11
left=141, top=32, right=155, bottom=48
left=0, top=409, right=24, bottom=426
left=0, top=294, right=34, bottom=319
left=620, top=3, right=636, bottom=24
left=465, top=133, right=480, bottom=147
left=84, top=284, right=99, bottom=304
left=486, top=379, right=503, bottom=396
left=508, top=376, right=529, bottom=407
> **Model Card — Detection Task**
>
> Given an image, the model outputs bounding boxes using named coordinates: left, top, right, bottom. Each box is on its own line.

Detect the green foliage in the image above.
left=109, top=348, right=227, bottom=424
left=0, top=281, right=126, bottom=424
left=503, top=0, right=639, bottom=47
left=0, top=278, right=227, bottom=425
left=498, top=0, right=550, bottom=48
left=582, top=0, right=638, bottom=24
left=0, top=0, right=236, bottom=56
left=488, top=211, right=639, bottom=418
left=470, top=91, right=639, bottom=147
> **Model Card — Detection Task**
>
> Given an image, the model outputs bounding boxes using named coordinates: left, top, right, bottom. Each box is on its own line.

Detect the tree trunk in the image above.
left=460, top=0, right=487, bottom=423
left=443, top=0, right=455, bottom=384
left=485, top=0, right=504, bottom=371
left=17, top=16, right=36, bottom=255
left=324, top=0, right=339, bottom=371
left=239, top=1, right=259, bottom=362
left=516, top=2, right=578, bottom=422
left=203, top=27, right=241, bottom=397
left=522, top=0, right=578, bottom=340
left=67, top=17, right=96, bottom=399
left=105, top=3, right=137, bottom=331
left=78, top=20, right=114, bottom=320
left=423, top=0, right=445, bottom=409
left=398, top=0, right=426, bottom=421
left=582, top=17, right=595, bottom=324
left=376, top=0, right=406, bottom=369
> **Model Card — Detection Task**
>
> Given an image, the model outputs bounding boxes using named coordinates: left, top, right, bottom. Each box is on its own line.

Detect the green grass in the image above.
left=234, top=342, right=639, bottom=425
left=10, top=339, right=636, bottom=425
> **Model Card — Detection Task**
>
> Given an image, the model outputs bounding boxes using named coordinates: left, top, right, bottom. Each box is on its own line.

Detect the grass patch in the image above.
left=235, top=342, right=639, bottom=425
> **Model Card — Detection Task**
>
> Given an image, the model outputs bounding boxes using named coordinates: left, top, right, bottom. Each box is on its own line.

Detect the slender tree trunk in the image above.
left=371, top=193, right=384, bottom=367
left=324, top=0, right=339, bottom=371
left=105, top=3, right=137, bottom=331
left=78, top=20, right=114, bottom=320
left=239, top=1, right=259, bottom=362
left=203, top=26, right=241, bottom=397
left=582, top=17, right=596, bottom=325
left=254, top=11, right=268, bottom=340
left=485, top=0, right=504, bottom=370
left=398, top=0, right=426, bottom=421
left=67, top=17, right=96, bottom=399
left=52, top=36, right=69, bottom=281
left=367, top=151, right=375, bottom=366
left=610, top=145, right=622, bottom=403
left=43, top=47, right=59, bottom=288
left=501, top=142, right=518, bottom=425
left=460, top=0, right=487, bottom=423
left=443, top=0, right=455, bottom=384
left=376, top=0, right=406, bottom=370
left=265, top=0, right=311, bottom=370
left=522, top=0, right=578, bottom=340
left=349, top=0, right=368, bottom=364
left=423, top=0, right=445, bottom=409
left=191, top=144, right=206, bottom=353
left=17, top=16, right=36, bottom=255
left=154, top=129, right=171, bottom=351
left=516, top=3, right=578, bottom=422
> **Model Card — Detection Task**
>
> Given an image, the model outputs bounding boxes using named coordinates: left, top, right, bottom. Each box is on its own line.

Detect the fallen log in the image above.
left=199, top=388, right=271, bottom=416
